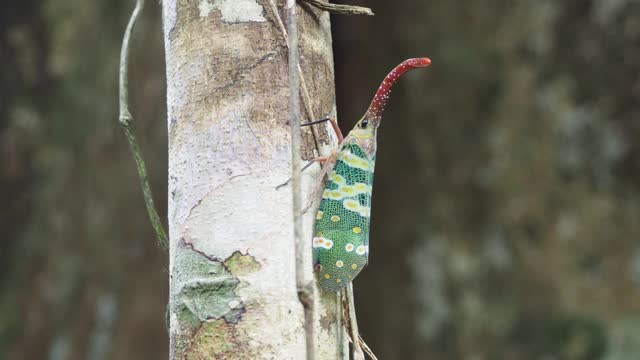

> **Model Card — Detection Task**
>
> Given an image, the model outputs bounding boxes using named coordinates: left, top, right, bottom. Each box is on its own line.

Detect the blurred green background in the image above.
left=2, top=0, right=640, bottom=359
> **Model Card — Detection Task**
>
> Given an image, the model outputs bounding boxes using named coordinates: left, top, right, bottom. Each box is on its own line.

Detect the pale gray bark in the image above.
left=162, top=0, right=346, bottom=358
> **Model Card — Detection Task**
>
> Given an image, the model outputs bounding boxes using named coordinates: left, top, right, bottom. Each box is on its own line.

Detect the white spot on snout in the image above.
left=199, top=0, right=267, bottom=23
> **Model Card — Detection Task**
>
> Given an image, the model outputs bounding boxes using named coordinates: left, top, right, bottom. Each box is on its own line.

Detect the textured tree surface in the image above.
left=2, top=0, right=640, bottom=359
left=163, top=0, right=344, bottom=358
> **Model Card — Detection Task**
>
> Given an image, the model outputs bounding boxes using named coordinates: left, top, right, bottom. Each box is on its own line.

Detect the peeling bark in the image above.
left=162, top=0, right=346, bottom=358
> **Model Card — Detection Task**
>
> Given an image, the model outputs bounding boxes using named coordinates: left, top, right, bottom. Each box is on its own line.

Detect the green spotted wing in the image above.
left=313, top=143, right=375, bottom=292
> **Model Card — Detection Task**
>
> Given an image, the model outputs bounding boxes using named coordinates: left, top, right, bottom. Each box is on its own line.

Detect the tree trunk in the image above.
left=162, top=0, right=345, bottom=358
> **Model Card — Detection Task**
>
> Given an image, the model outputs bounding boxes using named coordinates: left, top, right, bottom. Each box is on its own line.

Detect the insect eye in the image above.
left=360, top=119, right=369, bottom=128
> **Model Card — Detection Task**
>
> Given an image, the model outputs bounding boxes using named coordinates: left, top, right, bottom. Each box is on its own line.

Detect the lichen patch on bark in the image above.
left=172, top=240, right=246, bottom=330
left=319, top=312, right=335, bottom=333
left=224, top=251, right=262, bottom=276
left=179, top=310, right=272, bottom=360
left=189, top=319, right=235, bottom=359
left=198, top=0, right=267, bottom=23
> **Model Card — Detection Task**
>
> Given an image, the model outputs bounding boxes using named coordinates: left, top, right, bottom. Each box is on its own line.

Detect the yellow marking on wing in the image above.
left=344, top=199, right=359, bottom=210
left=341, top=186, right=355, bottom=195
left=332, top=174, right=345, bottom=185
left=358, top=206, right=371, bottom=217
left=354, top=183, right=368, bottom=192
left=339, top=152, right=370, bottom=171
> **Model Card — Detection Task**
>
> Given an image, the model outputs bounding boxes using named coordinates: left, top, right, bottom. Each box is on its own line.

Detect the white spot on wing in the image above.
left=313, top=237, right=334, bottom=249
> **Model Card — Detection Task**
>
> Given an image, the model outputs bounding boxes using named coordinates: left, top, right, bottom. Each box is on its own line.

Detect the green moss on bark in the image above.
left=224, top=251, right=261, bottom=276
left=172, top=241, right=246, bottom=332
left=187, top=319, right=235, bottom=359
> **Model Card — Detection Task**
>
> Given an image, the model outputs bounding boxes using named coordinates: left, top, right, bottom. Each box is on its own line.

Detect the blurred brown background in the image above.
left=2, top=0, right=640, bottom=359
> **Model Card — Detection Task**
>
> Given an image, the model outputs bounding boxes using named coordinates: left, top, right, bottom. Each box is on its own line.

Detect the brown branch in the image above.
left=301, top=0, right=374, bottom=16
left=267, top=0, right=323, bottom=151
left=118, top=0, right=168, bottom=249
left=286, top=0, right=315, bottom=359
left=344, top=285, right=365, bottom=360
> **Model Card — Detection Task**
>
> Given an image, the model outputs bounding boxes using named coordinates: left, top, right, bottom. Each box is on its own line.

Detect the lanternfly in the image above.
left=309, top=58, right=431, bottom=292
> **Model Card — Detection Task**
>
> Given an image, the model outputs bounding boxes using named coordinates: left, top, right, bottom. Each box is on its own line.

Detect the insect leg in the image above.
left=327, top=117, right=344, bottom=143
left=276, top=156, right=330, bottom=190
left=301, top=116, right=344, bottom=143
left=301, top=117, right=331, bottom=126
left=302, top=150, right=337, bottom=214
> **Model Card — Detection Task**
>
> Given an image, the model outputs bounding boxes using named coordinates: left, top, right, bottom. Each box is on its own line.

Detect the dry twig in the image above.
left=118, top=0, right=168, bottom=249
left=286, top=0, right=316, bottom=359
left=301, top=0, right=374, bottom=16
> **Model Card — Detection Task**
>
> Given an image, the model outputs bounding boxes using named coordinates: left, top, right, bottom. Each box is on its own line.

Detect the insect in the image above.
left=310, top=58, right=431, bottom=292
